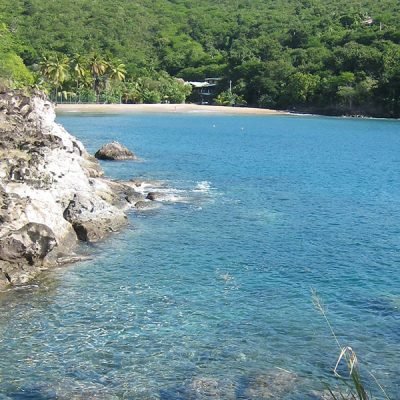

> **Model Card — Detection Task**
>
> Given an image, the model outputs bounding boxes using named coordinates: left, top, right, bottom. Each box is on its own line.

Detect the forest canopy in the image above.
left=1, top=0, right=400, bottom=116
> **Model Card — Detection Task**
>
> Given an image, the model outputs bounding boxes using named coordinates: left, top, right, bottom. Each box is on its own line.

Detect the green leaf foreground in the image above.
left=311, top=289, right=392, bottom=400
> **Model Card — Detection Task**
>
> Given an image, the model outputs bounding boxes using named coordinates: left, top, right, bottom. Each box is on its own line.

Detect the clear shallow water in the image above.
left=0, top=113, right=399, bottom=399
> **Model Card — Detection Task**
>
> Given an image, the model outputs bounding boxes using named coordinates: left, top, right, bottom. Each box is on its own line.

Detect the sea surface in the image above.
left=0, top=112, right=399, bottom=399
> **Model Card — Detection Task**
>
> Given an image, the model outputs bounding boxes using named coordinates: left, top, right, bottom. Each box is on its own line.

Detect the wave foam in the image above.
left=130, top=179, right=216, bottom=205
left=193, top=181, right=212, bottom=193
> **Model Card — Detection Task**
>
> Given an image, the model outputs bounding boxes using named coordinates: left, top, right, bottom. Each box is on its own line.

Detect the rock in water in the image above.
left=134, top=200, right=161, bottom=210
left=63, top=193, right=127, bottom=242
left=94, top=142, right=136, bottom=160
left=146, top=192, right=163, bottom=201
left=243, top=369, right=297, bottom=399
left=0, top=90, right=136, bottom=289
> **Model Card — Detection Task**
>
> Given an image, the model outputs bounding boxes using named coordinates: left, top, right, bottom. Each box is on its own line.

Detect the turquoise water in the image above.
left=0, top=113, right=399, bottom=399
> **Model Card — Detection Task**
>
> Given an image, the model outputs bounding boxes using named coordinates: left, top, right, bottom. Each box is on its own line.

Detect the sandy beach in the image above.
left=56, top=103, right=288, bottom=115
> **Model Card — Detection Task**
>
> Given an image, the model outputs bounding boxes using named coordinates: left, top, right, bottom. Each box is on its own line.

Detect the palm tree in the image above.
left=106, top=59, right=127, bottom=103
left=122, top=79, right=143, bottom=104
left=107, top=60, right=126, bottom=82
left=39, top=54, right=69, bottom=101
left=88, top=53, right=107, bottom=102
left=70, top=54, right=88, bottom=102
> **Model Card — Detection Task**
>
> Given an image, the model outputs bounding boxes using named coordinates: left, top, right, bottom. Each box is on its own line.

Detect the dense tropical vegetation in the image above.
left=1, top=0, right=400, bottom=116
left=35, top=53, right=191, bottom=104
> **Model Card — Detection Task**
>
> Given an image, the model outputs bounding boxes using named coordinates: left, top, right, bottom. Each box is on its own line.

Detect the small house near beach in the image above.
left=187, top=78, right=222, bottom=104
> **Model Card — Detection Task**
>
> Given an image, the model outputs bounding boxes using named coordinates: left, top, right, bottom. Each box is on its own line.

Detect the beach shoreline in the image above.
left=56, top=103, right=289, bottom=116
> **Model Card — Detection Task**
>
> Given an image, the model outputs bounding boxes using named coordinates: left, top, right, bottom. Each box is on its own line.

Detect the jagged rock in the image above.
left=146, top=192, right=163, bottom=201
left=102, top=180, right=144, bottom=206
left=0, top=223, right=57, bottom=265
left=0, top=90, right=138, bottom=287
left=0, top=261, right=38, bottom=288
left=71, top=217, right=127, bottom=242
left=63, top=194, right=95, bottom=222
left=129, top=179, right=144, bottom=187
left=63, top=193, right=127, bottom=242
left=94, top=141, right=136, bottom=160
left=125, top=187, right=144, bottom=204
left=81, top=155, right=104, bottom=178
left=134, top=200, right=160, bottom=210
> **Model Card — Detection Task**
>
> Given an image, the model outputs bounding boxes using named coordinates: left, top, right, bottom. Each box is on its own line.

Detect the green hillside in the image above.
left=1, top=0, right=400, bottom=116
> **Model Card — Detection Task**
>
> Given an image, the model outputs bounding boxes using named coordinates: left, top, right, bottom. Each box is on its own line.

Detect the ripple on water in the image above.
left=1, top=114, right=400, bottom=398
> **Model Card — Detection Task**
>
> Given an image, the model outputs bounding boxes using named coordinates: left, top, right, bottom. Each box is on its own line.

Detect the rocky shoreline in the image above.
left=0, top=91, right=156, bottom=289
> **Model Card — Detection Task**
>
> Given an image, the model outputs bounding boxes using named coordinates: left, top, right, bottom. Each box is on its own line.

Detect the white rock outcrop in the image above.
left=0, top=91, right=144, bottom=288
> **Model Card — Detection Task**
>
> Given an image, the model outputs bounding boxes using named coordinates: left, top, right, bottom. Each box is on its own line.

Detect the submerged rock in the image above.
left=134, top=200, right=161, bottom=210
left=94, top=141, right=136, bottom=160
left=242, top=369, right=297, bottom=399
left=56, top=254, right=92, bottom=265
left=146, top=191, right=163, bottom=201
left=125, top=187, right=145, bottom=204
left=185, top=377, right=236, bottom=400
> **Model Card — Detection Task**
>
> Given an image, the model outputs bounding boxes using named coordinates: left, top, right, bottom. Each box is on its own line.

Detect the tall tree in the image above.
left=88, top=53, right=107, bottom=102
left=70, top=54, right=88, bottom=102
left=39, top=54, right=69, bottom=100
left=107, top=59, right=126, bottom=82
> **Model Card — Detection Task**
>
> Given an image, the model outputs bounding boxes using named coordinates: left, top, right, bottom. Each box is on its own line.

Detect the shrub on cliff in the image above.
left=0, top=52, right=34, bottom=89
left=0, top=23, right=34, bottom=89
